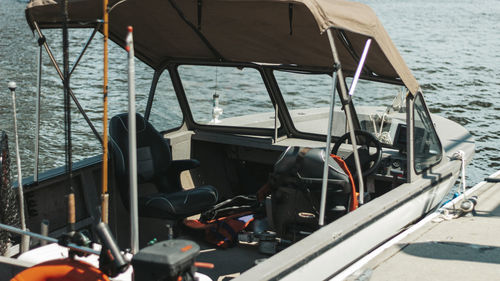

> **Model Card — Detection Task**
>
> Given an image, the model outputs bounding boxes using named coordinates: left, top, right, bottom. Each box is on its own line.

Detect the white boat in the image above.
left=0, top=0, right=474, bottom=280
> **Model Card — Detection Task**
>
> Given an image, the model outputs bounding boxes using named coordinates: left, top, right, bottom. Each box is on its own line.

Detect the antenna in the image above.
left=7, top=82, right=29, bottom=253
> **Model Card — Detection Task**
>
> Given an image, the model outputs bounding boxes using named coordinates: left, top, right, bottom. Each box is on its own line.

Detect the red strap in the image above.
left=330, top=154, right=358, bottom=211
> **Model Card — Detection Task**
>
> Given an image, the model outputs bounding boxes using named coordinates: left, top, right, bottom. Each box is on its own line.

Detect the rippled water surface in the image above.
left=1, top=0, right=499, bottom=186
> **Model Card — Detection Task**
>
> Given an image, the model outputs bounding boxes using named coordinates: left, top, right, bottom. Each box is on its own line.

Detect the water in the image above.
left=0, top=0, right=499, bottom=186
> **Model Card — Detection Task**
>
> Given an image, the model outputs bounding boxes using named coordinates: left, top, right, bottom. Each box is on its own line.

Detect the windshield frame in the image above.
left=146, top=60, right=409, bottom=146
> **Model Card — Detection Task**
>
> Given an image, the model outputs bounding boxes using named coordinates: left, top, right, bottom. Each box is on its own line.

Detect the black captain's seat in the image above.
left=109, top=113, right=218, bottom=222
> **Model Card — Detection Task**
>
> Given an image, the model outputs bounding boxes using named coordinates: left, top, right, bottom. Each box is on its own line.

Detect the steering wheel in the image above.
left=331, top=130, right=382, bottom=178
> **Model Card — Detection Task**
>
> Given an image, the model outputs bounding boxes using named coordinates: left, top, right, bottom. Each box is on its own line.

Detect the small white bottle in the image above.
left=210, top=93, right=223, bottom=124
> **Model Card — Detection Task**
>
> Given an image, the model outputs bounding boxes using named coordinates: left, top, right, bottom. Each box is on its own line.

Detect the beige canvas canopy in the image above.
left=26, top=0, right=419, bottom=94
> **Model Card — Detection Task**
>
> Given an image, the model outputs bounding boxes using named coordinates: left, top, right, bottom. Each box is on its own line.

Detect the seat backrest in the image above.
left=109, top=113, right=180, bottom=207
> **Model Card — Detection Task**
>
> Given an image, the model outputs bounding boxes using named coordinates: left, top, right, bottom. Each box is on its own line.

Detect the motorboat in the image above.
left=1, top=0, right=474, bottom=280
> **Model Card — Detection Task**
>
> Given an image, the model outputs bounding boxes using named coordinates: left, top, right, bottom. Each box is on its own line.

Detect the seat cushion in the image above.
left=138, top=186, right=218, bottom=220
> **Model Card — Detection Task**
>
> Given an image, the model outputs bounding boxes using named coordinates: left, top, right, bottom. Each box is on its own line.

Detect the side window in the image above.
left=178, top=65, right=278, bottom=129
left=147, top=70, right=183, bottom=131
left=413, top=93, right=442, bottom=173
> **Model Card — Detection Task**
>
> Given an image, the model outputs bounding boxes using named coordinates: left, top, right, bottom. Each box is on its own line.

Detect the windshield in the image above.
left=178, top=65, right=279, bottom=129
left=275, top=69, right=408, bottom=147
left=347, top=78, right=408, bottom=146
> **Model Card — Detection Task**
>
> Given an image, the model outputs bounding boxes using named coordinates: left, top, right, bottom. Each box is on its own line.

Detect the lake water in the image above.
left=0, top=0, right=499, bottom=186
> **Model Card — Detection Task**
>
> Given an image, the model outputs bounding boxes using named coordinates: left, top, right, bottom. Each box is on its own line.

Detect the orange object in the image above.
left=330, top=154, right=358, bottom=211
left=184, top=213, right=254, bottom=248
left=11, top=258, right=109, bottom=281
left=194, top=262, right=215, bottom=269
left=183, top=211, right=253, bottom=230
left=180, top=244, right=193, bottom=252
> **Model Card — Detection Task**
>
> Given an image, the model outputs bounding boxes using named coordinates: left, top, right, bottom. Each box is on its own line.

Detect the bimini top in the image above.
left=26, top=0, right=419, bottom=94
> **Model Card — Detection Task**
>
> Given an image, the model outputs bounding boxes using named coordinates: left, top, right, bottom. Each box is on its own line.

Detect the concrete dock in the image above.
left=337, top=171, right=500, bottom=281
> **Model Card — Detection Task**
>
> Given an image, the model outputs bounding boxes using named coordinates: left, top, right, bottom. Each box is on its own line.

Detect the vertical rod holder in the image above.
left=40, top=219, right=49, bottom=246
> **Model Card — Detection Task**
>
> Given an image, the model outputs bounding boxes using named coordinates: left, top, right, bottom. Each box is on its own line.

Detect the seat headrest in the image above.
left=112, top=113, right=148, bottom=133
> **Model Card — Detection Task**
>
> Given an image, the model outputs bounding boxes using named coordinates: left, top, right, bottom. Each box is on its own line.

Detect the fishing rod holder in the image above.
left=93, top=222, right=129, bottom=277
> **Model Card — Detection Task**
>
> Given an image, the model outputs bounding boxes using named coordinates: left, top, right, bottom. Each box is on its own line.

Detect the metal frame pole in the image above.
left=326, top=29, right=365, bottom=204
left=126, top=26, right=139, bottom=254
left=318, top=70, right=338, bottom=226
left=32, top=22, right=103, bottom=145
left=70, top=27, right=100, bottom=77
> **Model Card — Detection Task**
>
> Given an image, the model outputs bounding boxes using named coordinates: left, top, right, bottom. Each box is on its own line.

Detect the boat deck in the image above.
left=195, top=240, right=268, bottom=280
left=177, top=225, right=269, bottom=281
left=336, top=170, right=500, bottom=281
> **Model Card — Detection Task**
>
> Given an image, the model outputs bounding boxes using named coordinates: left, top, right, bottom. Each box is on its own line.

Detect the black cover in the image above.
left=132, top=239, right=200, bottom=281
left=109, top=113, right=218, bottom=220
left=270, top=147, right=351, bottom=240
left=200, top=195, right=259, bottom=222
left=272, top=147, right=350, bottom=192
left=139, top=186, right=219, bottom=219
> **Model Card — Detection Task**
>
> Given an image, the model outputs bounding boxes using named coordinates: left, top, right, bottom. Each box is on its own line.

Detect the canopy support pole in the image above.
left=326, top=28, right=365, bottom=205
left=318, top=67, right=338, bottom=226
left=32, top=22, right=103, bottom=145
left=70, top=26, right=100, bottom=77
left=144, top=70, right=161, bottom=121
left=126, top=26, right=139, bottom=254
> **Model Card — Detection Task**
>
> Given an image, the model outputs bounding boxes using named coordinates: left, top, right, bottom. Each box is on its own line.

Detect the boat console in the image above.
left=377, top=123, right=408, bottom=180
